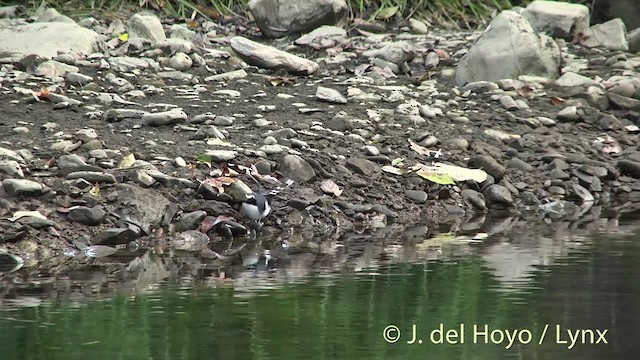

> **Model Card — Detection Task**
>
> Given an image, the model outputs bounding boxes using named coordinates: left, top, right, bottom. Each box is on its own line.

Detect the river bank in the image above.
left=2, top=1, right=640, bottom=273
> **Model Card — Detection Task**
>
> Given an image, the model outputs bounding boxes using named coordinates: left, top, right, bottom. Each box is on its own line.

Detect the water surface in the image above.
left=1, top=220, right=639, bottom=360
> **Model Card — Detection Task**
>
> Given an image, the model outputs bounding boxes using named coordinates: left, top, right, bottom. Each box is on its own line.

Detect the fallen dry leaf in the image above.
left=320, top=179, right=343, bottom=197
left=550, top=96, right=565, bottom=106
left=516, top=85, right=535, bottom=97
left=201, top=177, right=236, bottom=193
left=200, top=215, right=234, bottom=234
left=434, top=49, right=450, bottom=59
left=408, top=138, right=431, bottom=155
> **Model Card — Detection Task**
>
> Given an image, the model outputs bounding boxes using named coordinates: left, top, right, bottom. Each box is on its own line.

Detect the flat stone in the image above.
left=2, top=179, right=43, bottom=196
left=230, top=36, right=319, bottom=75
left=66, top=171, right=117, bottom=183
left=68, top=206, right=106, bottom=226
left=92, top=227, right=139, bottom=246
left=346, top=157, right=379, bottom=177
left=204, top=150, right=238, bottom=162
left=509, top=157, right=533, bottom=172
left=0, top=22, right=101, bottom=59
left=316, top=86, right=347, bottom=104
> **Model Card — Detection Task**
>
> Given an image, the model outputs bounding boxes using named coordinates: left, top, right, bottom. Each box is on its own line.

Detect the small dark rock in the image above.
left=405, top=190, right=428, bottom=204
left=92, top=227, right=139, bottom=246
left=175, top=211, right=207, bottom=232
left=483, top=185, right=513, bottom=208
left=68, top=206, right=106, bottom=226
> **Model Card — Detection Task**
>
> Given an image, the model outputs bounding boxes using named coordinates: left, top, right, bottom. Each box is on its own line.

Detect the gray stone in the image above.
left=582, top=18, right=628, bottom=51
left=629, top=27, right=640, bottom=53
left=230, top=36, right=319, bottom=75
left=405, top=190, right=428, bottom=204
left=571, top=183, right=594, bottom=202
left=143, top=109, right=188, bottom=126
left=128, top=12, right=166, bottom=43
left=92, top=227, right=139, bottom=246
left=483, top=184, right=514, bottom=207
left=0, top=160, right=24, bottom=178
left=168, top=52, right=192, bottom=71
left=474, top=154, right=506, bottom=180
left=2, top=179, right=43, bottom=196
left=617, top=159, right=640, bottom=178
left=66, top=72, right=93, bottom=85
left=346, top=157, right=379, bottom=177
left=279, top=155, right=316, bottom=183
left=316, top=86, right=347, bottom=104
left=175, top=211, right=207, bottom=232
left=68, top=206, right=106, bottom=226
left=558, top=106, right=581, bottom=122
left=65, top=171, right=117, bottom=183
left=499, top=95, right=519, bottom=110
left=509, top=157, right=533, bottom=172
left=294, top=25, right=349, bottom=49
left=522, top=0, right=590, bottom=38
left=362, top=41, right=415, bottom=65
left=0, top=22, right=102, bottom=60
left=455, top=11, right=561, bottom=85
left=608, top=92, right=640, bottom=111
left=114, top=183, right=170, bottom=231
left=461, top=189, right=487, bottom=210
left=248, top=0, right=348, bottom=38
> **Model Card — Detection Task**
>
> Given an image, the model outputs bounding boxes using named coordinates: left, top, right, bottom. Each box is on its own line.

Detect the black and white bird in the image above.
left=240, top=192, right=271, bottom=222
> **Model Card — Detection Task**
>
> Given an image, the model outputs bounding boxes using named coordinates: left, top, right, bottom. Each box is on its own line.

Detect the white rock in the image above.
left=522, top=0, right=590, bottom=38
left=0, top=22, right=101, bottom=60
left=455, top=11, right=561, bottom=85
left=581, top=18, right=629, bottom=51
left=316, top=86, right=347, bottom=104
left=128, top=12, right=166, bottom=43
left=168, top=52, right=193, bottom=71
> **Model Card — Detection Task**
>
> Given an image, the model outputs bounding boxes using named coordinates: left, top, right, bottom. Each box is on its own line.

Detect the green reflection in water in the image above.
left=1, top=233, right=639, bottom=360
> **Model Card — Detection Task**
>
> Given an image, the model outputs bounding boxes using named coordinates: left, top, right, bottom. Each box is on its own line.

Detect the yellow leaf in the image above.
left=119, top=153, right=136, bottom=168
left=415, top=171, right=455, bottom=185
left=89, top=184, right=100, bottom=197
left=118, top=33, right=129, bottom=42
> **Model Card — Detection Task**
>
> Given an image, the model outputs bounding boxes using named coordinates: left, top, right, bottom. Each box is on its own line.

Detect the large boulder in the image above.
left=248, top=0, right=348, bottom=38
left=455, top=11, right=561, bottom=86
left=0, top=22, right=102, bottom=60
left=522, top=0, right=590, bottom=39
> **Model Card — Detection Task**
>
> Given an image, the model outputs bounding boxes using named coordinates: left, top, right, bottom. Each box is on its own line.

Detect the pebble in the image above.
left=405, top=190, right=428, bottom=204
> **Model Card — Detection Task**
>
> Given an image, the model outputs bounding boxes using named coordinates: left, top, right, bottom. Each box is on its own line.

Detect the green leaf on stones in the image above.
left=196, top=153, right=212, bottom=164
left=377, top=5, right=399, bottom=20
